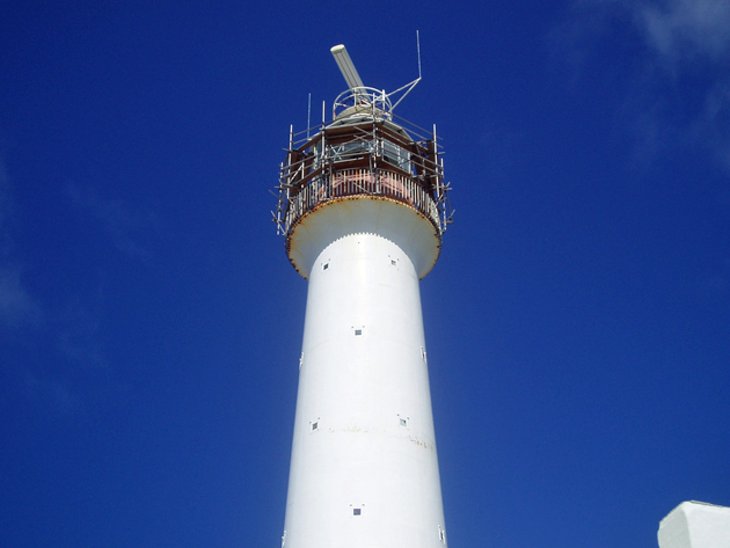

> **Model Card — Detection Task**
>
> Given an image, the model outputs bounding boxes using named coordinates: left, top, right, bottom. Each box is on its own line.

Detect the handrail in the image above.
left=284, top=168, right=440, bottom=235
left=332, top=87, right=394, bottom=120
left=276, top=118, right=452, bottom=239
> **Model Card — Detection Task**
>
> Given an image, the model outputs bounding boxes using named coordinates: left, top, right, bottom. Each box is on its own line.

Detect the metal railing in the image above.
left=332, top=87, right=394, bottom=121
left=274, top=118, right=453, bottom=239
left=283, top=168, right=440, bottom=235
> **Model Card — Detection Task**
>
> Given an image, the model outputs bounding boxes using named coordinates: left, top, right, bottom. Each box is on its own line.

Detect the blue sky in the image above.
left=1, top=1, right=728, bottom=546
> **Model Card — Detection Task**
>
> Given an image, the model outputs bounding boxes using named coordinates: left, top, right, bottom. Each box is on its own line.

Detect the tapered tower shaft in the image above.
left=275, top=53, right=452, bottom=547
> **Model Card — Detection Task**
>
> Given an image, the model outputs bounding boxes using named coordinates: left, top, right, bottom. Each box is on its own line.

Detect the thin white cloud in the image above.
left=0, top=157, right=12, bottom=256
left=558, top=0, right=730, bottom=171
left=0, top=266, right=41, bottom=327
left=56, top=301, right=108, bottom=369
left=23, top=369, right=79, bottom=415
left=0, top=159, right=41, bottom=327
left=638, top=0, right=730, bottom=63
left=67, top=183, right=157, bottom=258
left=1, top=155, right=106, bottom=413
left=697, top=81, right=730, bottom=170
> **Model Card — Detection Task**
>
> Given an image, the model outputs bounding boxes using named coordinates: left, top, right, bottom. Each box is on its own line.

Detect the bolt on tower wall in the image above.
left=275, top=43, right=453, bottom=548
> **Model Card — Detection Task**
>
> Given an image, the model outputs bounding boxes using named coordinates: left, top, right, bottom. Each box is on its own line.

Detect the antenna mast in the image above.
left=329, top=32, right=424, bottom=120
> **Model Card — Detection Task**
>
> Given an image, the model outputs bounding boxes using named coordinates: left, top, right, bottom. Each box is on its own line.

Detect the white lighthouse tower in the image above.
left=275, top=42, right=453, bottom=548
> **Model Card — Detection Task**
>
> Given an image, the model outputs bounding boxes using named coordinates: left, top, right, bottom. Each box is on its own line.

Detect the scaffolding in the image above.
left=274, top=91, right=453, bottom=239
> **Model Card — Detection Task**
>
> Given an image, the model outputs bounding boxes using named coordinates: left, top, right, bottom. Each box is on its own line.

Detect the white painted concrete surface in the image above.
left=282, top=197, right=447, bottom=547
left=658, top=501, right=730, bottom=548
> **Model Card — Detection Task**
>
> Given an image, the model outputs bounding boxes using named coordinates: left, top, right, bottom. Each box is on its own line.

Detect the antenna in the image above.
left=416, top=29, right=422, bottom=79
left=387, top=30, right=422, bottom=111
left=306, top=92, right=312, bottom=139
left=329, top=33, right=424, bottom=119
left=330, top=45, right=364, bottom=90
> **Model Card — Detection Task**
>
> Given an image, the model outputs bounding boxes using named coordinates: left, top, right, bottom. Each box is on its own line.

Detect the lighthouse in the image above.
left=275, top=42, right=453, bottom=548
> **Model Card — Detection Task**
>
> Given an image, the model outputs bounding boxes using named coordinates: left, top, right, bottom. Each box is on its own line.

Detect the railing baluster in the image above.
left=287, top=167, right=440, bottom=233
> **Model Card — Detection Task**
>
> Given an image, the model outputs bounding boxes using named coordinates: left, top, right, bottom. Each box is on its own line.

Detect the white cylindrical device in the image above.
left=276, top=78, right=451, bottom=548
